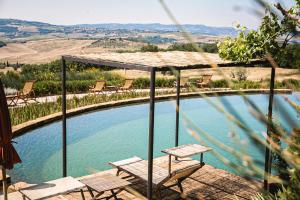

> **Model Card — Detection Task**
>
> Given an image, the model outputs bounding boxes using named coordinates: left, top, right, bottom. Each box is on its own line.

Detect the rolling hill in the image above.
left=0, top=18, right=237, bottom=39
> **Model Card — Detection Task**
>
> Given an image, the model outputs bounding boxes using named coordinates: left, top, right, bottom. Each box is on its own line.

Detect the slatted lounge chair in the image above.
left=18, top=176, right=85, bottom=200
left=173, top=77, right=189, bottom=88
left=117, top=79, right=134, bottom=92
left=6, top=80, right=37, bottom=106
left=109, top=156, right=204, bottom=198
left=80, top=173, right=130, bottom=200
left=197, top=75, right=212, bottom=88
left=89, top=81, right=106, bottom=94
left=0, top=191, right=23, bottom=200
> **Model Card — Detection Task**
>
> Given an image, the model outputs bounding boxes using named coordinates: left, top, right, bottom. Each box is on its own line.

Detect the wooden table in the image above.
left=80, top=173, right=130, bottom=200
left=162, top=144, right=212, bottom=175
left=105, top=86, right=118, bottom=93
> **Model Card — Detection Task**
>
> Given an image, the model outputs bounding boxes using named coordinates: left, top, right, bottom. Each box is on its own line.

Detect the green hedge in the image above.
left=231, top=80, right=261, bottom=89
left=133, top=77, right=176, bottom=88
left=29, top=78, right=300, bottom=96
left=34, top=80, right=96, bottom=96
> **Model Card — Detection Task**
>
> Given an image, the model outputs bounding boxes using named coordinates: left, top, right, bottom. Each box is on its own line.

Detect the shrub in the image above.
left=133, top=77, right=176, bottom=89
left=0, top=71, right=23, bottom=89
left=231, top=80, right=261, bottom=89
left=230, top=69, right=248, bottom=81
left=276, top=79, right=300, bottom=90
left=0, top=41, right=6, bottom=48
left=141, top=44, right=159, bottom=52
left=166, top=43, right=218, bottom=53
left=34, top=80, right=96, bottom=96
left=211, top=79, right=229, bottom=88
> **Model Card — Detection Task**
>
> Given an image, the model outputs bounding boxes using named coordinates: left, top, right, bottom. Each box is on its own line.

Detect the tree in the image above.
left=218, top=1, right=299, bottom=67
left=141, top=44, right=159, bottom=52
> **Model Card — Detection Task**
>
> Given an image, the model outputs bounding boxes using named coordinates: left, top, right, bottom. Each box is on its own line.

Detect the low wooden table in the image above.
left=162, top=144, right=212, bottom=175
left=105, top=86, right=118, bottom=93
left=80, top=173, right=130, bottom=200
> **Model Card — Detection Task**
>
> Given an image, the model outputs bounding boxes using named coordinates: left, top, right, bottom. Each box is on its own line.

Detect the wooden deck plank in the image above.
left=7, top=156, right=260, bottom=200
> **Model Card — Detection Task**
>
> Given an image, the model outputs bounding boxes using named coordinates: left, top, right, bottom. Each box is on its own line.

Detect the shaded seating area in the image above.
left=6, top=80, right=38, bottom=106
left=109, top=156, right=205, bottom=198
left=60, top=51, right=273, bottom=199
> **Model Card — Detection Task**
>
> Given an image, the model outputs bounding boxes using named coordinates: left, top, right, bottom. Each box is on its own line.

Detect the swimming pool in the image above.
left=9, top=93, right=299, bottom=183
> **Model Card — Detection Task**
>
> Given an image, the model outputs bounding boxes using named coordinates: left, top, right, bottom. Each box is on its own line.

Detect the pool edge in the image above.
left=12, top=89, right=292, bottom=137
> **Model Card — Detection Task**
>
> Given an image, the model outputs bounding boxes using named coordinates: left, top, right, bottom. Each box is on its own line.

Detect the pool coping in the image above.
left=12, top=88, right=292, bottom=137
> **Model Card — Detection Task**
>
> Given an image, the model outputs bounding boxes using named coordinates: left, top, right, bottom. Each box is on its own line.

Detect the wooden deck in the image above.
left=11, top=156, right=261, bottom=200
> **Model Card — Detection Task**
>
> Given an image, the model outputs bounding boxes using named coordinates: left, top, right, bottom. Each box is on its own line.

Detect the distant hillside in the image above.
left=74, top=23, right=237, bottom=36
left=0, top=18, right=237, bottom=39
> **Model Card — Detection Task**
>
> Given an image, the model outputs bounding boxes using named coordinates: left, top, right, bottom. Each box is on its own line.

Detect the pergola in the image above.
left=60, top=51, right=274, bottom=199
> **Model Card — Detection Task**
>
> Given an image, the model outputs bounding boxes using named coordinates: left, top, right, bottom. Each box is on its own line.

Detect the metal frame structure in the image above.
left=60, top=54, right=274, bottom=199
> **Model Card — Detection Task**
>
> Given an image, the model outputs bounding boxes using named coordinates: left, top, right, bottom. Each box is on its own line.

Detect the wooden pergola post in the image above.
left=264, top=67, right=276, bottom=190
left=61, top=57, right=67, bottom=177
left=148, top=68, right=156, bottom=200
left=175, top=70, right=181, bottom=147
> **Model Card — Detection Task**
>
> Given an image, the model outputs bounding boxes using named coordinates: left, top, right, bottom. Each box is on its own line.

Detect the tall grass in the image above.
left=10, top=90, right=175, bottom=126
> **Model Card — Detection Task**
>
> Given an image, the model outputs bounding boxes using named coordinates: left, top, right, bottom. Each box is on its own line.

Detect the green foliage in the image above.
left=210, top=79, right=229, bottom=88
left=167, top=43, right=198, bottom=52
left=276, top=128, right=300, bottom=200
left=231, top=80, right=262, bottom=89
left=0, top=41, right=6, bottom=48
left=9, top=90, right=175, bottom=126
left=133, top=77, right=175, bottom=88
left=167, top=43, right=218, bottom=53
left=199, top=43, right=218, bottom=53
left=127, top=35, right=176, bottom=44
left=218, top=2, right=299, bottom=66
left=230, top=69, right=248, bottom=81
left=0, top=71, right=23, bottom=89
left=141, top=44, right=159, bottom=52
left=34, top=80, right=95, bottom=96
left=277, top=44, right=300, bottom=68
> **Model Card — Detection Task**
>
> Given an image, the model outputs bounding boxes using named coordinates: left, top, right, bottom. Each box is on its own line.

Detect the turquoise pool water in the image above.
left=10, top=93, right=300, bottom=183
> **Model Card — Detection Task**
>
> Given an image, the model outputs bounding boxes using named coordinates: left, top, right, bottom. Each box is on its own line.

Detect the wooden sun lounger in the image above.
left=89, top=80, right=106, bottom=94
left=0, top=191, right=23, bottom=200
left=197, top=74, right=212, bottom=88
left=19, top=176, right=85, bottom=200
left=173, top=77, right=189, bottom=88
left=117, top=79, right=134, bottom=92
left=6, top=80, right=37, bottom=106
left=109, top=156, right=204, bottom=198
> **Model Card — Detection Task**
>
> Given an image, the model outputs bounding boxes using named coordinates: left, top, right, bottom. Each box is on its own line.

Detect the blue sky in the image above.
left=0, top=0, right=296, bottom=28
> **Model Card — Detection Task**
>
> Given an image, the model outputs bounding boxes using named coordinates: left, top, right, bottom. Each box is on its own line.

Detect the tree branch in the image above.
left=275, top=3, right=300, bottom=23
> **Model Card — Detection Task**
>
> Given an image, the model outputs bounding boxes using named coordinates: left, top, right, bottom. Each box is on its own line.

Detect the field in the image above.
left=114, top=67, right=300, bottom=81
left=0, top=38, right=101, bottom=64
left=0, top=36, right=299, bottom=82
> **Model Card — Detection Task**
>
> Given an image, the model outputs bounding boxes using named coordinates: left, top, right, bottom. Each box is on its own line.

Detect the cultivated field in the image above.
left=115, top=67, right=300, bottom=81
left=0, top=38, right=137, bottom=64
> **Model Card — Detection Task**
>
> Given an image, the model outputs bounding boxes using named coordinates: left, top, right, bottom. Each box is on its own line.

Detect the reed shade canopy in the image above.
left=0, top=80, right=21, bottom=199
left=63, top=51, right=267, bottom=71
left=61, top=51, right=273, bottom=199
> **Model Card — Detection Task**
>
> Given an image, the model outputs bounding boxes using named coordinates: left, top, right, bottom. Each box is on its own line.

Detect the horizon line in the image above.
left=0, top=18, right=238, bottom=29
